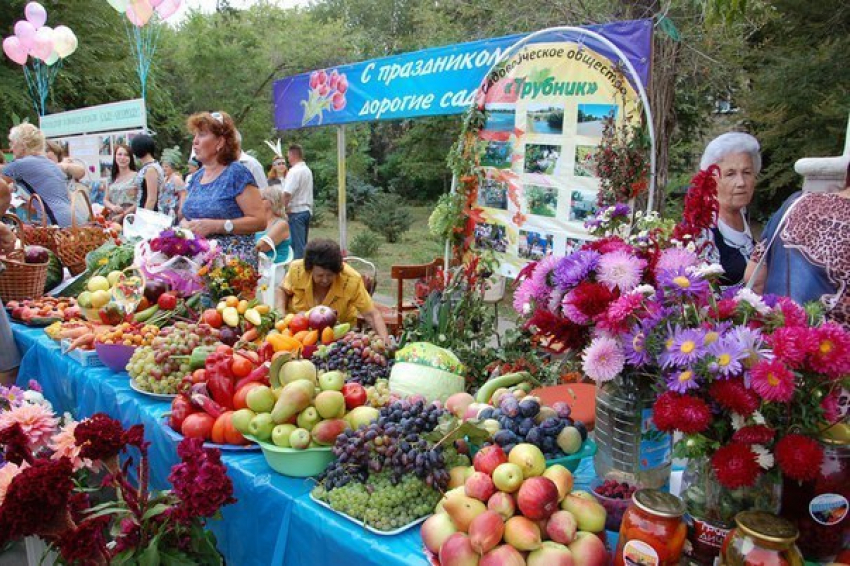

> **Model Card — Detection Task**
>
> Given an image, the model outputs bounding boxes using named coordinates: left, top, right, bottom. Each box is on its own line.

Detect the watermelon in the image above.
left=44, top=250, right=64, bottom=292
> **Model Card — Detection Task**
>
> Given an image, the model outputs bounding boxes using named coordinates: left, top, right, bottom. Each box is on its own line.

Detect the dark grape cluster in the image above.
left=314, top=331, right=394, bottom=385
left=481, top=396, right=587, bottom=461
left=320, top=398, right=466, bottom=491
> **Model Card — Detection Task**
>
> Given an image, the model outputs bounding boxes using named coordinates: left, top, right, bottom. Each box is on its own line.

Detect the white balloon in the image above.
left=52, top=25, right=78, bottom=59
left=45, top=50, right=59, bottom=66
left=107, top=0, right=128, bottom=13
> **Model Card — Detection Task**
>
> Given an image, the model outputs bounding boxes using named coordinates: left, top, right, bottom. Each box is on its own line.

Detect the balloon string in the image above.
left=123, top=16, right=163, bottom=101
left=22, top=65, right=41, bottom=116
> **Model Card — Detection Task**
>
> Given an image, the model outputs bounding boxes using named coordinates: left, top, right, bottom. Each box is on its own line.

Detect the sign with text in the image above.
left=471, top=31, right=648, bottom=278
left=273, top=20, right=651, bottom=130
left=39, top=99, right=147, bottom=138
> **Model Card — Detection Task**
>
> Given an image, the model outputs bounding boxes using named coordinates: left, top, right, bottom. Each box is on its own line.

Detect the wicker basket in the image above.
left=54, top=190, right=110, bottom=276
left=21, top=193, right=58, bottom=253
left=0, top=215, right=49, bottom=302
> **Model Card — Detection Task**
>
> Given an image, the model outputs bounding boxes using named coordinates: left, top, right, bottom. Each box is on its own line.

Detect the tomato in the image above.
left=181, top=413, right=215, bottom=440
left=202, top=308, right=223, bottom=329
left=215, top=344, right=233, bottom=355
left=233, top=382, right=262, bottom=410
left=211, top=412, right=248, bottom=445
left=169, top=394, right=194, bottom=431
left=288, top=313, right=310, bottom=334
left=231, top=355, right=253, bottom=378
left=157, top=293, right=178, bottom=310
left=190, top=369, right=207, bottom=384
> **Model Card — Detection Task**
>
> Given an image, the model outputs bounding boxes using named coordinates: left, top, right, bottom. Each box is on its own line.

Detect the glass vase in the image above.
left=594, top=372, right=672, bottom=489
left=681, top=457, right=781, bottom=565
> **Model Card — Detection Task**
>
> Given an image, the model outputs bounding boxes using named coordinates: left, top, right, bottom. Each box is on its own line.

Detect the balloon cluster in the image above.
left=2, top=2, right=78, bottom=67
left=107, top=0, right=183, bottom=26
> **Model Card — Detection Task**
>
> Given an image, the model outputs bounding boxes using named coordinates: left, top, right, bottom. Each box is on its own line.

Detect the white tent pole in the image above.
left=338, top=125, right=347, bottom=252
left=444, top=174, right=458, bottom=283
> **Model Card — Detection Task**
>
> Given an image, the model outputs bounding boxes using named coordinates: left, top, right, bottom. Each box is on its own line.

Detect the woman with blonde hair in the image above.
left=256, top=186, right=291, bottom=261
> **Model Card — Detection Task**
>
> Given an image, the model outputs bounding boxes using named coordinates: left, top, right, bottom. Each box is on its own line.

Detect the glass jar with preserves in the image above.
left=614, top=489, right=687, bottom=566
left=720, top=511, right=804, bottom=566
left=779, top=427, right=849, bottom=562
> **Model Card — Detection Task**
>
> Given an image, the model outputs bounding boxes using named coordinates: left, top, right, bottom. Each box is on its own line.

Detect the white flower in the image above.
left=753, top=411, right=766, bottom=425
left=522, top=303, right=532, bottom=315
left=635, top=210, right=644, bottom=218
left=634, top=284, right=656, bottom=295
left=730, top=412, right=746, bottom=431
left=686, top=242, right=697, bottom=252
left=689, top=263, right=725, bottom=278
left=735, top=288, right=770, bottom=315
left=751, top=445, right=775, bottom=470
left=23, top=390, right=49, bottom=408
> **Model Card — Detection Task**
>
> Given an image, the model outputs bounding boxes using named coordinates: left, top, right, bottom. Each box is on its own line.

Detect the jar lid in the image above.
left=734, top=511, right=799, bottom=544
left=632, top=489, right=686, bottom=518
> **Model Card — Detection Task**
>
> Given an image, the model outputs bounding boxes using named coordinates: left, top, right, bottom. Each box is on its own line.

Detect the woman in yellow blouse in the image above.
left=277, top=239, right=391, bottom=343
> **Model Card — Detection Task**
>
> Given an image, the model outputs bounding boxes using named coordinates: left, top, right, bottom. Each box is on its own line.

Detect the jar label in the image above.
left=623, top=539, right=659, bottom=566
left=809, top=493, right=848, bottom=526
left=639, top=408, right=672, bottom=471
left=685, top=516, right=730, bottom=564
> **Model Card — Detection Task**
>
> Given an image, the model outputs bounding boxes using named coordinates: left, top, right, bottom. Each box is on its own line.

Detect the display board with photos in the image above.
left=474, top=42, right=643, bottom=278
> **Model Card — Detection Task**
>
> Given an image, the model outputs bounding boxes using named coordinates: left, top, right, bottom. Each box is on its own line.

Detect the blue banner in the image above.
left=273, top=20, right=653, bottom=130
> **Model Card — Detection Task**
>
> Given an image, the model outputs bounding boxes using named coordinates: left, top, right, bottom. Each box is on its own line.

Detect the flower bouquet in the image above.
left=199, top=253, right=260, bottom=302
left=0, top=383, right=235, bottom=565
left=135, top=228, right=215, bottom=297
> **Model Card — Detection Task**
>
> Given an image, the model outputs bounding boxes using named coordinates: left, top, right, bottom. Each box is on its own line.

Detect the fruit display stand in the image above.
left=16, top=323, right=603, bottom=565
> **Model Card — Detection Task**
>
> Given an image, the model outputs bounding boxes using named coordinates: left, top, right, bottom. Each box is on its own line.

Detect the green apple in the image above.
left=318, top=370, right=345, bottom=392
left=289, top=428, right=311, bottom=449
left=248, top=413, right=275, bottom=441
left=271, top=424, right=296, bottom=447
left=246, top=385, right=276, bottom=414
left=296, top=406, right=321, bottom=431
left=231, top=408, right=256, bottom=435
left=314, top=390, right=345, bottom=419
left=87, top=275, right=110, bottom=292
left=77, top=291, right=93, bottom=309
left=107, top=270, right=124, bottom=287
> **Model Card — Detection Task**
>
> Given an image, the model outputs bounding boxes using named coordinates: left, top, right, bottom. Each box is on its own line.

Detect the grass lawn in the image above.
left=310, top=205, right=446, bottom=297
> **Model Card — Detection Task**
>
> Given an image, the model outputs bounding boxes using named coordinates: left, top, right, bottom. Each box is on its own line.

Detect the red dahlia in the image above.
left=564, top=281, right=616, bottom=322
left=710, top=298, right=738, bottom=321
left=584, top=236, right=633, bottom=255
left=711, top=443, right=761, bottom=489
left=732, top=425, right=776, bottom=445
left=775, top=434, right=823, bottom=482
left=709, top=379, right=760, bottom=416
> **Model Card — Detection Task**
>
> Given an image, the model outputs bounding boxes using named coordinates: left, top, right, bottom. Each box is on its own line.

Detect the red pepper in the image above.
left=169, top=393, right=194, bottom=431
left=234, top=362, right=270, bottom=391
left=190, top=391, right=225, bottom=419
left=257, top=342, right=274, bottom=364
left=205, top=353, right=236, bottom=410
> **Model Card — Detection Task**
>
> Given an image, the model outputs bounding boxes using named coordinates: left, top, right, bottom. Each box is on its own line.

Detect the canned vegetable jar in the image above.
left=720, top=511, right=804, bottom=566
left=614, top=489, right=688, bottom=566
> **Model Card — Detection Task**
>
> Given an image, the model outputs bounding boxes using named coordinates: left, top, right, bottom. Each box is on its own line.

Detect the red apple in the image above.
left=446, top=392, right=476, bottom=419
left=567, top=531, right=608, bottom=566
left=341, top=382, right=367, bottom=410
left=480, top=545, right=526, bottom=566
left=543, top=465, right=574, bottom=502
left=474, top=444, right=508, bottom=476
left=202, top=308, right=223, bottom=328
left=517, top=476, right=560, bottom=520
left=421, top=512, right=458, bottom=554
left=487, top=491, right=516, bottom=521
left=469, top=510, right=505, bottom=555
left=439, top=532, right=479, bottom=566
left=546, top=510, right=578, bottom=545
left=465, top=471, right=496, bottom=502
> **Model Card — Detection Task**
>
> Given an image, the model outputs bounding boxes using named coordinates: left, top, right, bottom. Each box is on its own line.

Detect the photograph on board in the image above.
left=98, top=136, right=112, bottom=156
left=526, top=103, right=565, bottom=135
left=519, top=230, right=554, bottom=260
left=483, top=103, right=517, bottom=133
left=576, top=103, right=617, bottom=137
left=524, top=184, right=558, bottom=218
left=480, top=140, right=514, bottom=169
left=569, top=189, right=598, bottom=222
left=574, top=145, right=596, bottom=177
left=478, top=176, right=509, bottom=210
left=474, top=222, right=509, bottom=253
left=524, top=144, right=562, bottom=175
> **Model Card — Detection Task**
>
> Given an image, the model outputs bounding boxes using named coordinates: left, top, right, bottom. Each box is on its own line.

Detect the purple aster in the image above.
left=623, top=325, right=651, bottom=367
left=666, top=368, right=700, bottom=393
left=728, top=326, right=772, bottom=374
left=553, top=250, right=600, bottom=290
left=707, top=334, right=747, bottom=378
left=658, top=268, right=709, bottom=299
left=611, top=203, right=631, bottom=217
left=761, top=294, right=780, bottom=308
left=656, top=248, right=698, bottom=274
left=661, top=327, right=707, bottom=368
left=0, top=385, right=25, bottom=408
left=529, top=255, right=562, bottom=300
left=596, top=251, right=646, bottom=292
left=512, top=278, right=536, bottom=315
left=27, top=380, right=42, bottom=393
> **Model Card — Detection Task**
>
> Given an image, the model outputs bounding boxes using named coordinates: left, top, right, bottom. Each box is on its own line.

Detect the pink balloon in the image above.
left=31, top=26, right=54, bottom=61
left=14, top=20, right=37, bottom=51
left=155, top=0, right=182, bottom=21
left=3, top=36, right=28, bottom=65
left=24, top=2, right=47, bottom=29
left=126, top=0, right=154, bottom=27
left=149, top=0, right=165, bottom=6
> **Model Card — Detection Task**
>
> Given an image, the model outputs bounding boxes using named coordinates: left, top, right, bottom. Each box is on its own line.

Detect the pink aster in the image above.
left=774, top=297, right=808, bottom=328
left=0, top=461, right=28, bottom=506
left=49, top=421, right=102, bottom=473
left=767, top=327, right=818, bottom=369
left=655, top=247, right=698, bottom=275
left=596, top=251, right=646, bottom=292
left=0, top=403, right=59, bottom=451
left=598, top=292, right=645, bottom=334
left=581, top=335, right=625, bottom=382
left=750, top=359, right=796, bottom=402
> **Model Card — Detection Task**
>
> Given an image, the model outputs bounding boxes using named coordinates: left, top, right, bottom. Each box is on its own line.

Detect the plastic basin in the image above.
left=95, top=342, right=137, bottom=373
left=531, top=383, right=597, bottom=430
left=243, top=434, right=336, bottom=477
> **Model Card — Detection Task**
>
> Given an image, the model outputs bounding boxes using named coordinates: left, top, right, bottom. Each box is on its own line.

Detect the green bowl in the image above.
left=469, top=438, right=597, bottom=473
left=243, top=434, right=336, bottom=477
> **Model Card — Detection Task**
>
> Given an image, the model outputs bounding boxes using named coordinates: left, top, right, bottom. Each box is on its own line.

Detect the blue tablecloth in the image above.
left=11, top=324, right=599, bottom=565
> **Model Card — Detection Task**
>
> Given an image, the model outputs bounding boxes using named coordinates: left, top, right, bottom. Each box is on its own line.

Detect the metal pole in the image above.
left=443, top=174, right=458, bottom=283
left=338, top=125, right=347, bottom=252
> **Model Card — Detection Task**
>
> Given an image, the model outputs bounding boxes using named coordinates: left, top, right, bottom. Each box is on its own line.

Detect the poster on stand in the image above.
left=473, top=31, right=649, bottom=278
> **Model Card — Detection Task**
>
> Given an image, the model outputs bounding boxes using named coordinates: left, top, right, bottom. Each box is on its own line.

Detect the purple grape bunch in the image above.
left=314, top=331, right=393, bottom=386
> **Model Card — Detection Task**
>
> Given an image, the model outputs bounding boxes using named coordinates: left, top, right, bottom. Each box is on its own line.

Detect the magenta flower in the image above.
left=750, top=359, right=796, bottom=402
left=596, top=251, right=646, bottom=292
left=655, top=247, right=698, bottom=274
left=581, top=335, right=625, bottom=382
